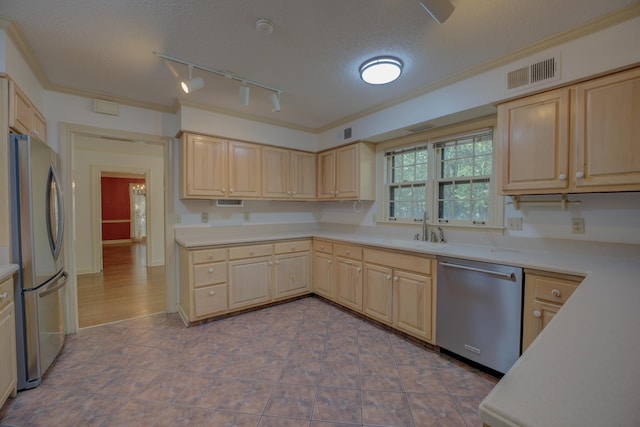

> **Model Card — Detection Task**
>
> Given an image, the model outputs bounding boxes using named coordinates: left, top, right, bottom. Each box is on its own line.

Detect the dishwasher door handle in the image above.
left=440, top=261, right=515, bottom=280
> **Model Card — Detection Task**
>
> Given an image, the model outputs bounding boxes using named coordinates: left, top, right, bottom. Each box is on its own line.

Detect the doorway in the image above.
left=64, top=130, right=170, bottom=329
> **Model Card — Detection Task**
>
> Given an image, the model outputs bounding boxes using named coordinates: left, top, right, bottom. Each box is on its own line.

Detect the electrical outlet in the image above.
left=571, top=218, right=585, bottom=234
left=506, top=217, right=523, bottom=230
left=201, top=212, right=209, bottom=223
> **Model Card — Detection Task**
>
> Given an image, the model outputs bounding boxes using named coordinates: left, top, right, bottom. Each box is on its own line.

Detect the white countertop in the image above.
left=0, top=264, right=19, bottom=282
left=175, top=224, right=640, bottom=426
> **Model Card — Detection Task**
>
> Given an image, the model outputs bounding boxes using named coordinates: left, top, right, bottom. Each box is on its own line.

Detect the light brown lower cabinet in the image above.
left=363, top=249, right=435, bottom=343
left=0, top=277, right=17, bottom=408
left=522, top=270, right=583, bottom=351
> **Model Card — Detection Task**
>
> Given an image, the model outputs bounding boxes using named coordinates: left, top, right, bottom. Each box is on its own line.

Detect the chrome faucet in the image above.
left=437, top=226, right=447, bottom=243
left=421, top=210, right=429, bottom=241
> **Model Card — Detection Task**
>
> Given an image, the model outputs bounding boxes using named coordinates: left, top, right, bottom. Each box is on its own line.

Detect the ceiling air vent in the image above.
left=216, top=199, right=243, bottom=207
left=408, top=123, right=434, bottom=133
left=506, top=55, right=560, bottom=93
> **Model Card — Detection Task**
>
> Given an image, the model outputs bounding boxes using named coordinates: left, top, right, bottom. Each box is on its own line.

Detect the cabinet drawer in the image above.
left=194, top=284, right=228, bottom=317
left=363, top=249, right=431, bottom=275
left=313, top=240, right=333, bottom=254
left=228, top=244, right=273, bottom=260
left=193, top=262, right=227, bottom=287
left=0, top=278, right=13, bottom=312
left=529, top=275, right=579, bottom=304
left=192, top=248, right=226, bottom=264
left=274, top=240, right=310, bottom=254
left=334, top=243, right=362, bottom=260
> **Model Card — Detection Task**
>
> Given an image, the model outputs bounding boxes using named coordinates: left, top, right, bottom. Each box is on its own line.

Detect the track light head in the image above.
left=270, top=92, right=281, bottom=112
left=239, top=82, right=250, bottom=106
left=180, top=64, right=204, bottom=93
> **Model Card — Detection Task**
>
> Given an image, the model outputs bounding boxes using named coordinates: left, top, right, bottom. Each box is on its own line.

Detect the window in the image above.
left=382, top=127, right=501, bottom=228
left=435, top=130, right=493, bottom=225
left=386, top=145, right=428, bottom=221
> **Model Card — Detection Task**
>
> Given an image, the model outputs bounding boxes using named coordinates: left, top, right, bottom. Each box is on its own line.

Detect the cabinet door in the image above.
left=363, top=264, right=393, bottom=325
left=335, top=144, right=359, bottom=198
left=498, top=89, right=570, bottom=193
left=183, top=134, right=228, bottom=197
left=229, top=141, right=262, bottom=198
left=228, top=256, right=272, bottom=310
left=522, top=300, right=561, bottom=351
left=262, top=146, right=290, bottom=199
left=336, top=257, right=363, bottom=311
left=274, top=253, right=310, bottom=300
left=317, top=150, right=336, bottom=199
left=313, top=252, right=334, bottom=300
left=0, top=302, right=17, bottom=405
left=573, top=67, right=640, bottom=190
left=291, top=151, right=316, bottom=199
left=9, top=80, right=32, bottom=135
left=394, top=270, right=432, bottom=341
left=32, top=109, right=47, bottom=142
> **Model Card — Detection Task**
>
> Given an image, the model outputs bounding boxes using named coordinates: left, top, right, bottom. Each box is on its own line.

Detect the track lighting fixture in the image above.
left=154, top=52, right=284, bottom=112
left=180, top=64, right=204, bottom=93
left=270, top=92, right=281, bottom=112
left=239, top=82, right=250, bottom=106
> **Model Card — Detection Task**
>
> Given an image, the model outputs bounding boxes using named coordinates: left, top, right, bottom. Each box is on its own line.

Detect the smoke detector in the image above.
left=255, top=19, right=274, bottom=35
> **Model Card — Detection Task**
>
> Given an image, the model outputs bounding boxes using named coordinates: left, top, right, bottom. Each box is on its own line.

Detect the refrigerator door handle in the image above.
left=38, top=271, right=68, bottom=298
left=46, top=165, right=64, bottom=261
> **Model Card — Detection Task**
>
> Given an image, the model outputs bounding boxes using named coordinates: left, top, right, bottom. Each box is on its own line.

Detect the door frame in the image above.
left=92, top=167, right=151, bottom=271
left=60, top=123, right=175, bottom=334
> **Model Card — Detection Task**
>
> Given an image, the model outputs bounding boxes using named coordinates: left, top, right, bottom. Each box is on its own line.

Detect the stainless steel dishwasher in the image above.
left=436, top=256, right=523, bottom=374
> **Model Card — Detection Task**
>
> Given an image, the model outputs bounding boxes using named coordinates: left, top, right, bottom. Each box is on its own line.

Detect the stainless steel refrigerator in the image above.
left=9, top=133, right=67, bottom=390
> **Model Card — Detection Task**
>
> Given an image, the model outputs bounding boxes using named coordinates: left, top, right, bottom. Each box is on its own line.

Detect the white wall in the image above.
left=179, top=105, right=318, bottom=151
left=74, top=136, right=165, bottom=273
left=3, top=29, right=44, bottom=111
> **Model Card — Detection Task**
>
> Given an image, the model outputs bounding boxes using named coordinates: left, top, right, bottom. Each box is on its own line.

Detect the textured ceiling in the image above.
left=0, top=0, right=637, bottom=132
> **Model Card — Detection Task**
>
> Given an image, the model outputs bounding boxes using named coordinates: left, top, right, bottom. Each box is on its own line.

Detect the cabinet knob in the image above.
left=230, top=188, right=234, bottom=193
left=0, top=292, right=7, bottom=299
left=551, top=289, right=561, bottom=298
left=393, top=276, right=398, bottom=282
left=292, top=191, right=297, bottom=195
left=558, top=173, right=567, bottom=181
left=386, top=275, right=391, bottom=280
left=268, top=261, right=273, bottom=266
left=222, top=188, right=226, bottom=192
left=533, top=310, right=541, bottom=318
left=576, top=171, right=584, bottom=179
left=357, top=268, right=361, bottom=272
left=208, top=268, right=214, bottom=273
left=291, top=246, right=296, bottom=250
left=208, top=255, right=213, bottom=260
left=209, top=290, right=215, bottom=296
left=275, top=260, right=280, bottom=265
left=250, top=250, right=254, bottom=255
left=320, top=245, right=324, bottom=249
left=345, top=250, right=350, bottom=255
left=328, top=260, right=332, bottom=265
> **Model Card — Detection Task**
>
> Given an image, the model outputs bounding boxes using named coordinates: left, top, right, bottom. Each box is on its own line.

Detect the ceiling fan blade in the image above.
left=419, top=0, right=455, bottom=24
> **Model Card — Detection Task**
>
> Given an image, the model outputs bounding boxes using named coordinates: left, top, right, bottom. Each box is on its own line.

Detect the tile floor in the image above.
left=0, top=297, right=498, bottom=427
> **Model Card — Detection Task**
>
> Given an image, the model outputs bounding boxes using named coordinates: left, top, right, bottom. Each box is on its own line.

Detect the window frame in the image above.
left=376, top=117, right=503, bottom=230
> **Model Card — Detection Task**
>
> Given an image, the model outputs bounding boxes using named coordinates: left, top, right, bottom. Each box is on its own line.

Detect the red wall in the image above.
left=101, top=177, right=145, bottom=241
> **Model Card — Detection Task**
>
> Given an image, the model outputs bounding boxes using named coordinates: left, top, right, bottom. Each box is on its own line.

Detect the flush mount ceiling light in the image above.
left=359, top=56, right=403, bottom=85
left=180, top=64, right=204, bottom=93
left=155, top=52, right=284, bottom=112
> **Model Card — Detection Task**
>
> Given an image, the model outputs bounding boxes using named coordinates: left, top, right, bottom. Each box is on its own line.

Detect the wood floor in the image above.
left=77, top=242, right=165, bottom=328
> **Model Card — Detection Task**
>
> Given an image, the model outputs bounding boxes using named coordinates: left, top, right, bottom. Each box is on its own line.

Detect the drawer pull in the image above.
left=208, top=254, right=213, bottom=260
left=386, top=275, right=391, bottom=280
left=345, top=250, right=350, bottom=255
left=291, top=246, right=296, bottom=250
left=551, top=289, right=561, bottom=298
left=249, top=250, right=255, bottom=255
left=209, top=290, right=215, bottom=296
left=208, top=268, right=214, bottom=273
left=533, top=310, right=541, bottom=318
left=320, top=245, right=324, bottom=249
left=328, top=260, right=332, bottom=265
left=0, top=292, right=7, bottom=300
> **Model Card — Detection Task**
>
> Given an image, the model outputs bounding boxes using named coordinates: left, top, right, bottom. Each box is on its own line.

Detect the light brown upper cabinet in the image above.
left=180, top=133, right=262, bottom=199
left=262, top=146, right=316, bottom=200
left=316, top=142, right=376, bottom=200
left=497, top=67, right=640, bottom=195
left=9, top=80, right=46, bottom=142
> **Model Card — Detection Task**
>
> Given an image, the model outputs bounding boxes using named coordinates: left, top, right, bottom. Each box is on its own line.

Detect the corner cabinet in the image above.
left=9, top=80, right=46, bottom=142
left=180, top=133, right=262, bottom=199
left=317, top=142, right=376, bottom=200
left=497, top=66, right=640, bottom=195
left=522, top=270, right=583, bottom=352
left=0, top=276, right=17, bottom=408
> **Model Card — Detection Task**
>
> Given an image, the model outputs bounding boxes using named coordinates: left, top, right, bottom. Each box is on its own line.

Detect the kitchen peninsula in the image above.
left=176, top=223, right=640, bottom=426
